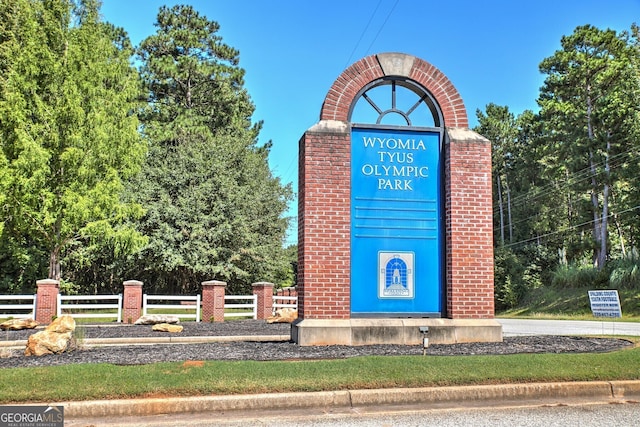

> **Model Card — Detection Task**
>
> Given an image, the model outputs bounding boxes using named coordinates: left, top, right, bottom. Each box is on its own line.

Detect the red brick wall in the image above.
left=201, top=280, right=226, bottom=322
left=321, top=54, right=468, bottom=128
left=35, top=279, right=59, bottom=324
left=298, top=126, right=351, bottom=319
left=252, top=282, right=274, bottom=320
left=445, top=131, right=495, bottom=318
left=122, top=280, right=142, bottom=324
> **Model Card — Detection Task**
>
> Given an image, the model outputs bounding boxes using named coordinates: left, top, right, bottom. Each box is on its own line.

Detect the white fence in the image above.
left=57, top=294, right=123, bottom=322
left=224, top=295, right=257, bottom=319
left=2, top=290, right=295, bottom=323
left=0, top=294, right=36, bottom=319
left=142, top=294, right=201, bottom=322
left=272, top=295, right=297, bottom=313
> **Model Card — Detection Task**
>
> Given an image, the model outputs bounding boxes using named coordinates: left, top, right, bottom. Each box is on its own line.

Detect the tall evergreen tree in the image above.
left=476, top=104, right=518, bottom=246
left=0, top=0, right=146, bottom=290
left=538, top=25, right=640, bottom=269
left=128, top=5, right=292, bottom=294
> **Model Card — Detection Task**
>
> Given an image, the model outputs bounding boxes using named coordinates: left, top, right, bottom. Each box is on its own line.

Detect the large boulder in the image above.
left=134, top=314, right=181, bottom=325
left=152, top=323, right=183, bottom=333
left=266, top=308, right=298, bottom=324
left=0, top=318, right=39, bottom=331
left=24, top=315, right=76, bottom=357
left=44, top=315, right=75, bottom=333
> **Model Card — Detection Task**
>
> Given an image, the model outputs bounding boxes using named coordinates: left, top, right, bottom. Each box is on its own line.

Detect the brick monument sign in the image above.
left=292, top=53, right=502, bottom=345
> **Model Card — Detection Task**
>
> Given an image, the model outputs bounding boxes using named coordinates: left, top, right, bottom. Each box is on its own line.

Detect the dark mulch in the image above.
left=0, top=320, right=633, bottom=368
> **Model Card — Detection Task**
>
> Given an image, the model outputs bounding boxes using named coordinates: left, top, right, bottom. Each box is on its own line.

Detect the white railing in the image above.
left=0, top=294, right=36, bottom=320
left=57, top=294, right=123, bottom=322
left=272, top=295, right=297, bottom=313
left=224, top=295, right=257, bottom=319
left=142, top=294, right=201, bottom=322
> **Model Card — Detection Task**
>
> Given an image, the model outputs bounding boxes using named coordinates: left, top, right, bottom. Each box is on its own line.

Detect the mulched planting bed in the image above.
left=0, top=320, right=633, bottom=368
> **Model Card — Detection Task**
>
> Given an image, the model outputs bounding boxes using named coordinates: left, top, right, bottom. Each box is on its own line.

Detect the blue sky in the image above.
left=100, top=0, right=639, bottom=245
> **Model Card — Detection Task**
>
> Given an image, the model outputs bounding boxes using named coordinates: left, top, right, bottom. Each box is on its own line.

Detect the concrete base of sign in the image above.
left=291, top=318, right=503, bottom=346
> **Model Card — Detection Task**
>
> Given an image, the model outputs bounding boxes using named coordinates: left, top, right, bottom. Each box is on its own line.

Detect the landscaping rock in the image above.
left=45, top=315, right=75, bottom=333
left=0, top=318, right=38, bottom=331
left=152, top=323, right=183, bottom=333
left=24, top=315, right=76, bottom=357
left=266, top=308, right=298, bottom=323
left=134, top=314, right=181, bottom=325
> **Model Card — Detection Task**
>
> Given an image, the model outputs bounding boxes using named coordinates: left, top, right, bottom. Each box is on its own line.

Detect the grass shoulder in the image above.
left=1, top=345, right=639, bottom=404
left=498, top=285, right=640, bottom=321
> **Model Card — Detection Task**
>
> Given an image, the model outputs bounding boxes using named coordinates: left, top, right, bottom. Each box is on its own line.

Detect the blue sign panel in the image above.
left=351, top=127, right=442, bottom=316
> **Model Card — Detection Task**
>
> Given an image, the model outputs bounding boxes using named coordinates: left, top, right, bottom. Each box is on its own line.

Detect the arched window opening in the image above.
left=349, top=78, right=443, bottom=129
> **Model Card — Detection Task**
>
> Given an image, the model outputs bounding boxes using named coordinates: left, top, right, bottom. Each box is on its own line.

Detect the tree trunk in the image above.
left=48, top=247, right=61, bottom=281
left=598, top=136, right=612, bottom=269
left=496, top=174, right=505, bottom=245
left=504, top=174, right=513, bottom=243
left=613, top=213, right=627, bottom=258
left=590, top=152, right=604, bottom=270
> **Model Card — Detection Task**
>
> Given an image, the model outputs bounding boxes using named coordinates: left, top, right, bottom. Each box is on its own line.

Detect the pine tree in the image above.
left=128, top=5, right=293, bottom=294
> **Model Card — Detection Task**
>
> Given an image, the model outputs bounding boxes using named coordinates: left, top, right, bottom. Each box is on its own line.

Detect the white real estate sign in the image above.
left=588, top=290, right=622, bottom=318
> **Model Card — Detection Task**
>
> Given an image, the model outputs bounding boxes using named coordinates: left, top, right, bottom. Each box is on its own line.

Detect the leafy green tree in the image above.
left=538, top=24, right=640, bottom=270
left=0, top=0, right=146, bottom=290
left=128, top=5, right=293, bottom=294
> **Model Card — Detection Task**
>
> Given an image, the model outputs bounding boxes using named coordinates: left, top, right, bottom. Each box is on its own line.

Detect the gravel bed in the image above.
left=0, top=320, right=632, bottom=368
left=2, top=320, right=291, bottom=341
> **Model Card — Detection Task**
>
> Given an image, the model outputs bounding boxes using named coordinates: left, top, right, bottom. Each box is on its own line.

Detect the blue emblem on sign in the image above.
left=379, top=252, right=414, bottom=298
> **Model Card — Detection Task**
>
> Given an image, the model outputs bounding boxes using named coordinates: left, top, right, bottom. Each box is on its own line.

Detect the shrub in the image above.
left=609, top=258, right=640, bottom=290
left=551, top=264, right=609, bottom=289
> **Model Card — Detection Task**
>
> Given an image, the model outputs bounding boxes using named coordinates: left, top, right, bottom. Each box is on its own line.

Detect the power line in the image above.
left=503, top=148, right=636, bottom=209
left=494, top=148, right=639, bottom=212
left=344, top=0, right=385, bottom=69
left=365, top=0, right=401, bottom=56
left=502, top=204, right=640, bottom=249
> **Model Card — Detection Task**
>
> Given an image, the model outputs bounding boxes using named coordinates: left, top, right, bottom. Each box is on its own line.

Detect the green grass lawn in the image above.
left=1, top=345, right=639, bottom=404
left=2, top=286, right=639, bottom=404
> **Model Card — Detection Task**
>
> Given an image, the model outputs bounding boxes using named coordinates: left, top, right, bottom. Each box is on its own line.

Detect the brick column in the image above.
left=35, top=279, right=59, bottom=324
left=445, top=128, right=495, bottom=319
left=123, top=280, right=143, bottom=324
left=202, top=280, right=226, bottom=322
left=252, top=282, right=274, bottom=319
left=298, top=121, right=351, bottom=320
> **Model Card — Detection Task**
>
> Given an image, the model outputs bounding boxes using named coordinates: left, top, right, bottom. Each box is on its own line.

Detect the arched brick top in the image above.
left=320, top=53, right=468, bottom=128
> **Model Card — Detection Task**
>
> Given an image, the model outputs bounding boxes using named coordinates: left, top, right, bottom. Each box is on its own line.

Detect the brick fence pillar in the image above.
left=252, top=282, right=274, bottom=319
left=123, top=280, right=143, bottom=324
left=35, top=279, right=59, bottom=324
left=202, top=280, right=227, bottom=322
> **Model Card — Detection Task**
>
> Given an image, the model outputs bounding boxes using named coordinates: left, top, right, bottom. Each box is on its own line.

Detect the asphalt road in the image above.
left=67, top=401, right=640, bottom=427
left=497, top=318, right=640, bottom=337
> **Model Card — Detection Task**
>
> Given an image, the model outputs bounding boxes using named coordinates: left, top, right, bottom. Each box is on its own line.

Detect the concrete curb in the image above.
left=0, top=335, right=291, bottom=349
left=62, top=380, right=640, bottom=419
left=82, top=335, right=291, bottom=346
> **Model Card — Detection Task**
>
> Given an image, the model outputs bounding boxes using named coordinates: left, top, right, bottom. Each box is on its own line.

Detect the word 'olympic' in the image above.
left=361, top=164, right=429, bottom=178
